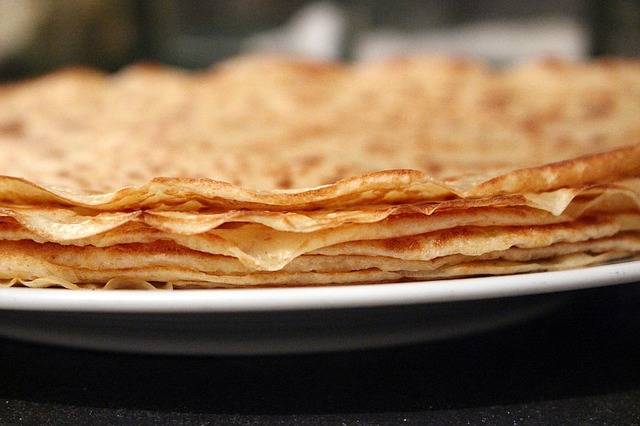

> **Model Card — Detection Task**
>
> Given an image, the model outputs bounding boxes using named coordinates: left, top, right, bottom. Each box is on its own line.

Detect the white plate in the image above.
left=0, top=260, right=639, bottom=355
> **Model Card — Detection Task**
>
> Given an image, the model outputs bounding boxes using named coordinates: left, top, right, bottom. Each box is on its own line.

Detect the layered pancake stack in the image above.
left=0, top=56, right=638, bottom=289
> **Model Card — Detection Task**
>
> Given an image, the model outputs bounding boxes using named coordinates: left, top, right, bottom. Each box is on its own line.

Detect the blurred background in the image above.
left=0, top=0, right=638, bottom=81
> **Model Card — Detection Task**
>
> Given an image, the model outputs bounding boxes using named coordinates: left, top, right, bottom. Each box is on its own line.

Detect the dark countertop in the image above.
left=1, top=282, right=639, bottom=425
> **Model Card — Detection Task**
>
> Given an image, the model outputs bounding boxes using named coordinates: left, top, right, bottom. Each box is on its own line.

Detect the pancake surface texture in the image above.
left=0, top=55, right=639, bottom=289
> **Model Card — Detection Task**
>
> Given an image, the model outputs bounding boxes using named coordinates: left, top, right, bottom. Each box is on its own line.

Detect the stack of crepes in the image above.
left=0, top=55, right=639, bottom=289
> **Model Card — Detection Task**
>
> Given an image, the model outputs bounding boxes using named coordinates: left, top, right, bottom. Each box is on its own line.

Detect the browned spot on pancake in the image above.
left=425, top=162, right=443, bottom=176
left=584, top=93, right=615, bottom=119
left=301, top=155, right=322, bottom=168
left=381, top=235, right=421, bottom=252
left=0, top=120, right=24, bottom=137
left=0, top=217, right=22, bottom=231
left=432, top=227, right=477, bottom=248
left=366, top=141, right=396, bottom=155
left=482, top=90, right=512, bottom=112
left=276, top=173, right=293, bottom=189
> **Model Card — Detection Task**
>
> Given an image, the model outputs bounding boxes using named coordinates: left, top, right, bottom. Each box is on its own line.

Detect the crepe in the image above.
left=0, top=55, right=639, bottom=289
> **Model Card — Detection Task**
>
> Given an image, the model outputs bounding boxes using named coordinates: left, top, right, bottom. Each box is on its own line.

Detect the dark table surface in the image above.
left=1, top=282, right=639, bottom=425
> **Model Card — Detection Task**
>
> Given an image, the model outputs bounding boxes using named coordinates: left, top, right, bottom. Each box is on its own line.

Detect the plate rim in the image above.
left=0, top=260, right=639, bottom=314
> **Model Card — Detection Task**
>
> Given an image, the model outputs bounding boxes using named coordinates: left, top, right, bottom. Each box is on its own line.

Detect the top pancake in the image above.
left=0, top=55, right=639, bottom=208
